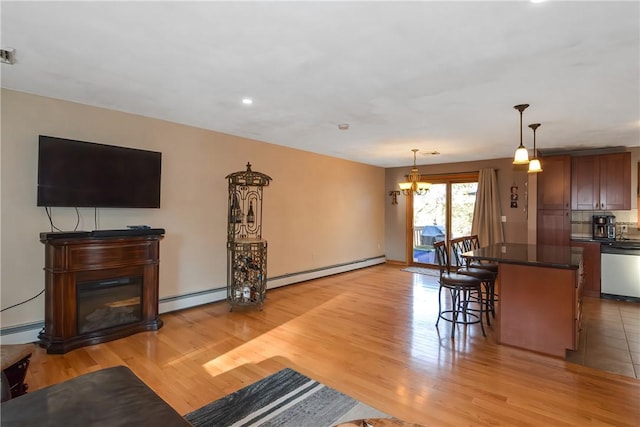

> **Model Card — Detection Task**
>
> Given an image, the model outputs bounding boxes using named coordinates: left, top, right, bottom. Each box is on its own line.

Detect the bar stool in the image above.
left=450, top=236, right=497, bottom=325
left=465, top=235, right=499, bottom=319
left=466, top=235, right=498, bottom=273
left=433, top=240, right=486, bottom=338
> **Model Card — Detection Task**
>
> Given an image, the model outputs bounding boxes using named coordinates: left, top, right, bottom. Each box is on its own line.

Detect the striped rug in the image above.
left=401, top=266, right=440, bottom=277
left=185, top=368, right=389, bottom=427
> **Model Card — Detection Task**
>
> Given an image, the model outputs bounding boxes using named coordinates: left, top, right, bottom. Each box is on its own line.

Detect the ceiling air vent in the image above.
left=1, top=48, right=16, bottom=64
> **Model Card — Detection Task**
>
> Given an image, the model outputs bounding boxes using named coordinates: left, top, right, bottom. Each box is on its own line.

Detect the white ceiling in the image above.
left=1, top=1, right=638, bottom=168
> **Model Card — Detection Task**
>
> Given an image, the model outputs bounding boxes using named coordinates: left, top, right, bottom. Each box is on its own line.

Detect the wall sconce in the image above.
left=389, top=190, right=400, bottom=205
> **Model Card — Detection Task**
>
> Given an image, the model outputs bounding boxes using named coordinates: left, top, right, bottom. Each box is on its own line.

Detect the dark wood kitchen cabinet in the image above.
left=538, top=155, right=571, bottom=210
left=537, top=155, right=571, bottom=245
left=571, top=152, right=631, bottom=210
left=571, top=240, right=601, bottom=297
left=537, top=209, right=570, bottom=246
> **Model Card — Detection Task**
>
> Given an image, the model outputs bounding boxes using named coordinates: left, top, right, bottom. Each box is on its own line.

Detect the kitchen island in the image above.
left=463, top=243, right=583, bottom=357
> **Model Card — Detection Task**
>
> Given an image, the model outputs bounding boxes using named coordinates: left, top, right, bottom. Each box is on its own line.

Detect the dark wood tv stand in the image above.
left=39, top=232, right=164, bottom=354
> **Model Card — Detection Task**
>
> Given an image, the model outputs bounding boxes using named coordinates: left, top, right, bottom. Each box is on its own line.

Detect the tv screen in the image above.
left=37, top=136, right=162, bottom=208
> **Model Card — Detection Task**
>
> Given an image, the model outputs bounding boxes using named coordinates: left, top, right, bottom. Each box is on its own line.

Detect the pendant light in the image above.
left=512, top=104, right=530, bottom=165
left=527, top=123, right=543, bottom=173
left=399, top=149, right=431, bottom=195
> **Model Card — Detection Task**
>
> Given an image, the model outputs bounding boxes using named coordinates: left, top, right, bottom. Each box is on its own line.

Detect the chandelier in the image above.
left=399, top=149, right=431, bottom=195
left=512, top=104, right=530, bottom=165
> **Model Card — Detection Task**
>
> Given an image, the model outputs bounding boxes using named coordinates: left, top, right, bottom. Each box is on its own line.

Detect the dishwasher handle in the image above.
left=601, top=245, right=640, bottom=255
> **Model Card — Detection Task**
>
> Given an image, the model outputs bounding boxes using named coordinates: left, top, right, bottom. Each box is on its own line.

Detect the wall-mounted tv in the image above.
left=37, top=135, right=162, bottom=208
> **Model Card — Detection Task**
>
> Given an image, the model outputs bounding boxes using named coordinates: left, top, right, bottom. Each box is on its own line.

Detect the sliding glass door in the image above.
left=409, top=173, right=478, bottom=266
left=412, top=184, right=446, bottom=264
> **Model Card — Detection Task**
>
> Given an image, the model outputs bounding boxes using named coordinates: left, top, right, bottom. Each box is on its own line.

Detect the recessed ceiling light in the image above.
left=242, top=98, right=253, bottom=105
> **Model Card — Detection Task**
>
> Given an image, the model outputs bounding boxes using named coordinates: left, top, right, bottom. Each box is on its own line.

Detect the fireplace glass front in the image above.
left=77, top=276, right=143, bottom=334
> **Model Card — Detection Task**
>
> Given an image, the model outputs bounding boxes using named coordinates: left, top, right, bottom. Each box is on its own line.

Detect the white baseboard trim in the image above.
left=0, top=322, right=42, bottom=345
left=159, top=287, right=227, bottom=313
left=0, top=256, right=386, bottom=344
left=159, top=255, right=386, bottom=311
left=268, top=256, right=386, bottom=289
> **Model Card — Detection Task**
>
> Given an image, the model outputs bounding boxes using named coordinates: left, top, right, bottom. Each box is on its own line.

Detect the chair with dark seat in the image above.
left=450, top=236, right=498, bottom=325
left=433, top=240, right=485, bottom=338
left=466, top=235, right=498, bottom=273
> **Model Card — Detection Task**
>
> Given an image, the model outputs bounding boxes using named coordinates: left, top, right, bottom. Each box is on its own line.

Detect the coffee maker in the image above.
left=593, top=215, right=616, bottom=240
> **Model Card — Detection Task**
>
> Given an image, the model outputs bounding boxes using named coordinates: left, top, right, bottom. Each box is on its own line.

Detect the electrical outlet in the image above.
left=621, top=224, right=628, bottom=233
left=0, top=48, right=16, bottom=64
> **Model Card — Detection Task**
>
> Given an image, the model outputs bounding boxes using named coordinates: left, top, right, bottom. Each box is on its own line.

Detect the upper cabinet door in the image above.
left=571, top=155, right=599, bottom=210
left=538, top=155, right=571, bottom=210
left=600, top=152, right=631, bottom=210
left=571, top=152, right=630, bottom=210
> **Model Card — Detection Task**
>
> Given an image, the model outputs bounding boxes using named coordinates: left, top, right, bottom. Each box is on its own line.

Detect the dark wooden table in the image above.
left=0, top=366, right=191, bottom=426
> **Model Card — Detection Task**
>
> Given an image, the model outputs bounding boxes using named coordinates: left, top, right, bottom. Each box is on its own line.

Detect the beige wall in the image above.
left=0, top=89, right=385, bottom=335
left=385, top=158, right=539, bottom=263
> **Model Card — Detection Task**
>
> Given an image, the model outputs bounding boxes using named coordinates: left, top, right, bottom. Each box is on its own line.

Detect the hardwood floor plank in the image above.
left=23, top=264, right=639, bottom=426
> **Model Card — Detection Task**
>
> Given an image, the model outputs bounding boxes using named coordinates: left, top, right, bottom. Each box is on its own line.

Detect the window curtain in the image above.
left=471, top=168, right=504, bottom=245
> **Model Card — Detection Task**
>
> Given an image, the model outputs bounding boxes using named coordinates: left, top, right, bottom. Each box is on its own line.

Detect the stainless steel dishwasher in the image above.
left=601, top=241, right=640, bottom=301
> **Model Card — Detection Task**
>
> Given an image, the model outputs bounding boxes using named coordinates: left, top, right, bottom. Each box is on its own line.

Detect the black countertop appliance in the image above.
left=593, top=214, right=615, bottom=240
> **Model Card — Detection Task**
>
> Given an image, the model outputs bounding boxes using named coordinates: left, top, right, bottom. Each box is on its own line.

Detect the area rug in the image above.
left=401, top=266, right=439, bottom=277
left=185, top=368, right=390, bottom=427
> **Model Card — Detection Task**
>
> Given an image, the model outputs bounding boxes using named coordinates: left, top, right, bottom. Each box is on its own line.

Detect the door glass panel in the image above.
left=412, top=183, right=447, bottom=264
left=450, top=182, right=478, bottom=239
left=411, top=178, right=477, bottom=267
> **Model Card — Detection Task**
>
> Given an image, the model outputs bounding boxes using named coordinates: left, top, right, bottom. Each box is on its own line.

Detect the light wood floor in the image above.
left=25, top=264, right=640, bottom=426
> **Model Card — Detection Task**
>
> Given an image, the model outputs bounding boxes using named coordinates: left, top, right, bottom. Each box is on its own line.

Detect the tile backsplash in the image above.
left=571, top=209, right=639, bottom=239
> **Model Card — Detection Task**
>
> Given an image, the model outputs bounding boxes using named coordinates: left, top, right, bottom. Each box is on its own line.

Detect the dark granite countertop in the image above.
left=571, top=237, right=640, bottom=244
left=570, top=237, right=605, bottom=243
left=463, top=243, right=583, bottom=269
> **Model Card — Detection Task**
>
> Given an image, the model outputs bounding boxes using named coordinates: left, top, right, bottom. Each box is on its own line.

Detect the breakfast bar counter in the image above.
left=463, top=243, right=584, bottom=357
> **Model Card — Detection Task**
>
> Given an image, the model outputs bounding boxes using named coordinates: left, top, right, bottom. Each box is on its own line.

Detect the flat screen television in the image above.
left=37, top=135, right=162, bottom=208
